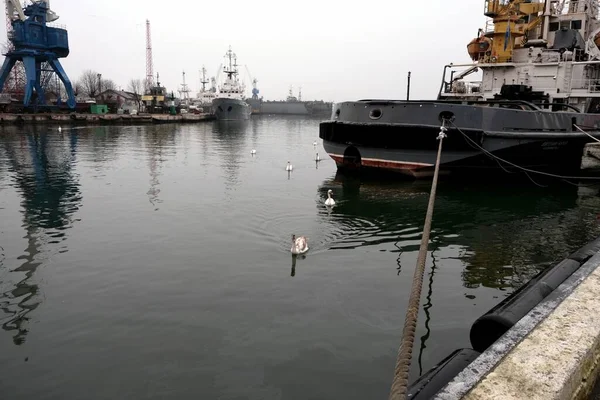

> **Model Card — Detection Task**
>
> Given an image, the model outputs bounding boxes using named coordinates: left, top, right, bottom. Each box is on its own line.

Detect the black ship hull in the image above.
left=319, top=100, right=600, bottom=179
left=213, top=98, right=251, bottom=121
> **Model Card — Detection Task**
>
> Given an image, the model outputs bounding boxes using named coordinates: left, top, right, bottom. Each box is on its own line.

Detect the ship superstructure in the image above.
left=319, top=0, right=600, bottom=179
left=192, top=66, right=217, bottom=113
left=444, top=0, right=600, bottom=112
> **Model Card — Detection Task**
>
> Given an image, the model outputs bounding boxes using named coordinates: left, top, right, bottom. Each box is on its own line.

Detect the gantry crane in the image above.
left=0, top=0, right=76, bottom=109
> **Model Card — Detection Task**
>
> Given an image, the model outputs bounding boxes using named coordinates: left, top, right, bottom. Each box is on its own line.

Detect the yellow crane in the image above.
left=469, top=0, right=545, bottom=62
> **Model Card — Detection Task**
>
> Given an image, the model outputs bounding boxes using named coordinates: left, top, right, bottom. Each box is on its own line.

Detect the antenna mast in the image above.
left=145, top=19, right=154, bottom=92
left=200, top=66, right=208, bottom=92
left=179, top=70, right=190, bottom=100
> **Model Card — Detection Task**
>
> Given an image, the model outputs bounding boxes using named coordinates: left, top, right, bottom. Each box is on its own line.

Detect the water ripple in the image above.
left=0, top=131, right=82, bottom=345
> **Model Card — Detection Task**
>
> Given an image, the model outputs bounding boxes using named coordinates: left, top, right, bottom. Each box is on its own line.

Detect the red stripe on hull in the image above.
left=329, top=154, right=433, bottom=176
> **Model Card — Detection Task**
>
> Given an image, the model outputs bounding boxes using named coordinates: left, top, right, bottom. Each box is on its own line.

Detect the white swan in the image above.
left=313, top=141, right=317, bottom=147
left=325, top=189, right=335, bottom=206
left=286, top=161, right=293, bottom=171
left=315, top=153, right=321, bottom=162
left=291, top=234, right=309, bottom=255
left=58, top=126, right=62, bottom=132
left=251, top=149, right=256, bottom=155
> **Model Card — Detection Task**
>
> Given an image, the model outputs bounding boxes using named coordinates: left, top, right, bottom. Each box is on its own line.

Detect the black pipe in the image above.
left=437, top=65, right=449, bottom=99
left=407, top=348, right=481, bottom=399
left=469, top=236, right=600, bottom=353
left=407, top=71, right=411, bottom=101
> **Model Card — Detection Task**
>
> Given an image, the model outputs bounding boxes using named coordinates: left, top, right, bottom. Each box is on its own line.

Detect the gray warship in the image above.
left=320, top=0, right=600, bottom=179
left=247, top=86, right=333, bottom=116
left=212, top=47, right=251, bottom=121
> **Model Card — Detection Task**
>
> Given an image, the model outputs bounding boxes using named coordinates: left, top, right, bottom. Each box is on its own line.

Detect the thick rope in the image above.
left=452, top=121, right=600, bottom=181
left=389, top=122, right=447, bottom=400
left=574, top=124, right=600, bottom=144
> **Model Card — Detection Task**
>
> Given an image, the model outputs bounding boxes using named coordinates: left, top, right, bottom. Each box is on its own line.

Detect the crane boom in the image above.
left=6, top=0, right=26, bottom=21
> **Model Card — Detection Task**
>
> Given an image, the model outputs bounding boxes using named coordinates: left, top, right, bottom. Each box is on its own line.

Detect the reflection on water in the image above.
left=417, top=238, right=439, bottom=376
left=316, top=171, right=600, bottom=291
left=0, top=128, right=81, bottom=345
left=290, top=253, right=308, bottom=277
left=213, top=121, right=249, bottom=193
left=143, top=126, right=177, bottom=210
left=315, top=171, right=600, bottom=383
left=1, top=118, right=600, bottom=399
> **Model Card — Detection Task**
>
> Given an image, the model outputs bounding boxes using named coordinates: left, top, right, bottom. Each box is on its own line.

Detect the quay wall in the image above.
left=433, top=248, right=600, bottom=400
left=0, top=113, right=215, bottom=125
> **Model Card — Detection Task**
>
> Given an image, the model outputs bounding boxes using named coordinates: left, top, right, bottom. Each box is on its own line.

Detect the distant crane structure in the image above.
left=4, top=0, right=25, bottom=94
left=145, top=19, right=154, bottom=92
left=245, top=65, right=259, bottom=100
left=0, top=0, right=76, bottom=108
left=251, top=78, right=259, bottom=99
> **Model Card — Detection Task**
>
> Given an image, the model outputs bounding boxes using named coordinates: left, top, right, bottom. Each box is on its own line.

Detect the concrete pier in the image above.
left=433, top=249, right=600, bottom=400
left=0, top=113, right=215, bottom=125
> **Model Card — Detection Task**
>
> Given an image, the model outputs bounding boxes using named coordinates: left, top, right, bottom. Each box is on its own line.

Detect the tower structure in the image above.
left=145, top=19, right=154, bottom=92
left=4, top=0, right=25, bottom=94
left=0, top=0, right=75, bottom=108
left=179, top=70, right=190, bottom=101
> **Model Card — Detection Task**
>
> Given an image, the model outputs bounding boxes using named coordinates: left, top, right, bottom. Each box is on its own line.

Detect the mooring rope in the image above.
left=388, top=120, right=448, bottom=400
left=452, top=121, right=600, bottom=181
left=574, top=124, right=600, bottom=144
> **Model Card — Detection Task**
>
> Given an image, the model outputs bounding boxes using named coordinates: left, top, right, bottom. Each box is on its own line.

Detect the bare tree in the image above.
left=128, top=78, right=143, bottom=110
left=101, top=79, right=116, bottom=92
left=73, top=81, right=82, bottom=97
left=74, top=70, right=119, bottom=98
left=76, top=70, right=100, bottom=98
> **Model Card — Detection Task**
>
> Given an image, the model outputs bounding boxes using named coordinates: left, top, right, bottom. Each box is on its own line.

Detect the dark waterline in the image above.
left=1, top=117, right=600, bottom=399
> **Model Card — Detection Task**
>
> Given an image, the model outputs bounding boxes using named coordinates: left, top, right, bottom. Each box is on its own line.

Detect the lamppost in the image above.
left=97, top=73, right=102, bottom=95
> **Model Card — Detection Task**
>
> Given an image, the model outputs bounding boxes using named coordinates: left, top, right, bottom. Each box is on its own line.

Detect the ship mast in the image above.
left=179, top=70, right=190, bottom=101
left=200, top=66, right=208, bottom=92
left=223, top=46, right=237, bottom=80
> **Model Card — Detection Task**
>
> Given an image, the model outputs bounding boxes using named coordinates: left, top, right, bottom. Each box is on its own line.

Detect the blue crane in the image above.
left=0, top=0, right=76, bottom=109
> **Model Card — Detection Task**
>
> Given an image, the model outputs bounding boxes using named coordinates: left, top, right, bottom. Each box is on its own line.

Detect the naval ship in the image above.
left=247, top=85, right=333, bottom=116
left=190, top=66, right=217, bottom=114
left=320, top=0, right=600, bottom=179
left=212, top=46, right=251, bottom=121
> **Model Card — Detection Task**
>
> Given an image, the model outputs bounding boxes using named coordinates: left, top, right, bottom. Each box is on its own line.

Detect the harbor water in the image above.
left=1, top=116, right=600, bottom=399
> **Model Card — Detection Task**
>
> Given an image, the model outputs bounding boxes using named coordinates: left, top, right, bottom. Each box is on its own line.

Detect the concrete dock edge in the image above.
left=433, top=250, right=600, bottom=400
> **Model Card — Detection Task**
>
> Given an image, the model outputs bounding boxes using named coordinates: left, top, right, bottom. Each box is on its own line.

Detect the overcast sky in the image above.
left=1, top=0, right=485, bottom=102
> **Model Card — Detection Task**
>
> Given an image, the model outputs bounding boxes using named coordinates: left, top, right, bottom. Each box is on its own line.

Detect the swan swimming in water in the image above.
left=251, top=149, right=256, bottom=155
left=58, top=126, right=62, bottom=132
left=291, top=234, right=309, bottom=255
left=313, top=141, right=317, bottom=148
left=325, top=189, right=335, bottom=206
left=286, top=161, right=293, bottom=171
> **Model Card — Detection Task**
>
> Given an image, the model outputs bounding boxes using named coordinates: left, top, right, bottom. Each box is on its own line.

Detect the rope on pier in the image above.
left=388, top=120, right=448, bottom=400
left=574, top=124, right=600, bottom=144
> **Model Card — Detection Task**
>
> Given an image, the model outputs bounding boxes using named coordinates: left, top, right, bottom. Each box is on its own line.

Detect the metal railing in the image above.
left=47, top=23, right=67, bottom=30
left=444, top=81, right=483, bottom=95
